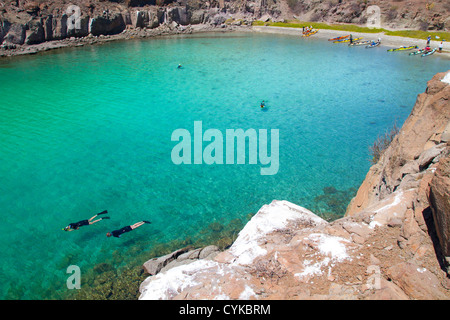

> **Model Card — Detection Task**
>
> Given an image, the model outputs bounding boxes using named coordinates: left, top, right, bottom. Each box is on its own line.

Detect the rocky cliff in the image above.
left=138, top=71, right=450, bottom=300
left=1, top=0, right=449, bottom=53
left=346, top=70, right=450, bottom=266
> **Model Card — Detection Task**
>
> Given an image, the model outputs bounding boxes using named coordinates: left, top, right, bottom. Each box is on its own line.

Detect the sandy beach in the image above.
left=2, top=24, right=449, bottom=59
left=252, top=26, right=450, bottom=59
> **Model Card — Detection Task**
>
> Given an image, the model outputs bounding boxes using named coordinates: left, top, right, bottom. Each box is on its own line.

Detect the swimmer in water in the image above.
left=106, top=221, right=151, bottom=238
left=63, top=210, right=109, bottom=231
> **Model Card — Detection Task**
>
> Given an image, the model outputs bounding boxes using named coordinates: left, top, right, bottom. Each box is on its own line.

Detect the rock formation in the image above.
left=138, top=71, right=450, bottom=300
left=1, top=1, right=449, bottom=52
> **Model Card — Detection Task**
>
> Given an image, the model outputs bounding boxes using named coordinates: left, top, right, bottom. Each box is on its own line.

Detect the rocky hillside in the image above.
left=286, top=0, right=449, bottom=30
left=138, top=71, right=450, bottom=300
left=1, top=0, right=449, bottom=50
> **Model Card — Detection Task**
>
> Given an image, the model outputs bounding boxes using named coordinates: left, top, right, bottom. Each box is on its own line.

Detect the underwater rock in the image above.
left=143, top=247, right=190, bottom=275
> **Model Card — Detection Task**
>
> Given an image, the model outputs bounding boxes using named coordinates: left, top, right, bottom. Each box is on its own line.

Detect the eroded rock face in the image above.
left=346, top=71, right=450, bottom=217
left=2, top=23, right=26, bottom=45
left=139, top=197, right=450, bottom=300
left=429, top=157, right=450, bottom=263
left=89, top=13, right=126, bottom=36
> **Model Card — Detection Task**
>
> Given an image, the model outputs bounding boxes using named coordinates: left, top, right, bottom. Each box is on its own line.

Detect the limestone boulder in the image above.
left=189, top=10, right=205, bottom=24
left=2, top=23, right=26, bottom=45
left=25, top=19, right=45, bottom=45
left=67, top=15, right=90, bottom=38
left=89, top=13, right=126, bottom=36
left=143, top=247, right=190, bottom=275
left=386, top=262, right=447, bottom=299
left=43, top=15, right=53, bottom=41
left=0, top=19, right=11, bottom=44
left=52, top=14, right=68, bottom=40
left=418, top=143, right=447, bottom=171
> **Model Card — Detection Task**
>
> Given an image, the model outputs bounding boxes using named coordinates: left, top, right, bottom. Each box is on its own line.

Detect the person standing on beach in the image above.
left=439, top=41, right=444, bottom=53
left=350, top=34, right=353, bottom=44
left=427, top=35, right=431, bottom=45
left=63, top=210, right=109, bottom=231
left=106, top=221, right=151, bottom=238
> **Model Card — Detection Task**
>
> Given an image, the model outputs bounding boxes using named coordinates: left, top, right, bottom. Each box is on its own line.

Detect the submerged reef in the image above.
left=64, top=216, right=250, bottom=300
left=312, top=186, right=358, bottom=221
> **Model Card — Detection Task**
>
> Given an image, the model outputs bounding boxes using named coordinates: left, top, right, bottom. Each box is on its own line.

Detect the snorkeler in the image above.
left=106, top=221, right=151, bottom=238
left=260, top=100, right=265, bottom=108
left=178, top=64, right=183, bottom=69
left=63, top=210, right=109, bottom=231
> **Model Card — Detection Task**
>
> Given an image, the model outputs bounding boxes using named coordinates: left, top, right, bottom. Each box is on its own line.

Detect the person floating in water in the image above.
left=177, top=64, right=183, bottom=69
left=106, top=221, right=151, bottom=238
left=63, top=210, right=109, bottom=231
left=260, top=100, right=265, bottom=108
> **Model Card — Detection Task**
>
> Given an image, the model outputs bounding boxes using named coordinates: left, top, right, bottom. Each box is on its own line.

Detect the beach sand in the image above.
left=252, top=26, right=450, bottom=58
left=2, top=24, right=449, bottom=59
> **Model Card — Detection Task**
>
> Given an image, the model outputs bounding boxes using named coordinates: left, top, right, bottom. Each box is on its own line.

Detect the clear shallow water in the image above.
left=0, top=32, right=448, bottom=299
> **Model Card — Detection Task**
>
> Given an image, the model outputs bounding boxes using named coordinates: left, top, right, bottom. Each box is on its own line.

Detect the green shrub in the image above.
left=369, top=123, right=399, bottom=164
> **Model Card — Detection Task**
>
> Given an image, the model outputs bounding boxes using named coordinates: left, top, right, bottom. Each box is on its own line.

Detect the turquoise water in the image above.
left=0, top=32, right=448, bottom=299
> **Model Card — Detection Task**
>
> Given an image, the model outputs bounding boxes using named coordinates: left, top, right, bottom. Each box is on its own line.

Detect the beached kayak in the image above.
left=409, top=49, right=426, bottom=55
left=328, top=35, right=349, bottom=41
left=421, top=48, right=436, bottom=57
left=366, top=42, right=380, bottom=48
left=349, top=40, right=371, bottom=46
left=387, top=45, right=418, bottom=52
left=335, top=37, right=362, bottom=43
left=303, top=29, right=318, bottom=37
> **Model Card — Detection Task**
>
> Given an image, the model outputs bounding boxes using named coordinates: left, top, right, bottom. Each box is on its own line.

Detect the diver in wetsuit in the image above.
left=106, top=221, right=151, bottom=238
left=63, top=210, right=109, bottom=231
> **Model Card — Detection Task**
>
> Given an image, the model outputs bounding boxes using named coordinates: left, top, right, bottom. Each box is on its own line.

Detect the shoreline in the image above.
left=2, top=23, right=449, bottom=60
left=252, top=26, right=450, bottom=59
left=0, top=24, right=244, bottom=58
left=0, top=24, right=252, bottom=59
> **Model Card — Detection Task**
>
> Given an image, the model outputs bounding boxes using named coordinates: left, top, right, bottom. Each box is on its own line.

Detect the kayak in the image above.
left=366, top=42, right=380, bottom=48
left=349, top=40, right=371, bottom=46
left=409, top=49, right=426, bottom=55
left=303, top=29, right=318, bottom=37
left=421, top=48, right=436, bottom=57
left=387, top=45, right=418, bottom=52
left=335, top=37, right=362, bottom=43
left=328, top=35, right=349, bottom=41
